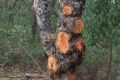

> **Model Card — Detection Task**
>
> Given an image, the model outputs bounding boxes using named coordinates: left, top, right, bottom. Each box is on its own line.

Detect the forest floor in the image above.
left=0, top=65, right=119, bottom=80
left=0, top=65, right=35, bottom=80
left=116, top=65, right=120, bottom=80
left=0, top=65, right=48, bottom=80
left=0, top=60, right=119, bottom=80
left=0, top=57, right=47, bottom=80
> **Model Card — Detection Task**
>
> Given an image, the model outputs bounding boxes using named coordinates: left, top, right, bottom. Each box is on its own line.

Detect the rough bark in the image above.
left=33, top=0, right=54, bottom=57
left=33, top=0, right=86, bottom=79
left=49, top=0, right=86, bottom=79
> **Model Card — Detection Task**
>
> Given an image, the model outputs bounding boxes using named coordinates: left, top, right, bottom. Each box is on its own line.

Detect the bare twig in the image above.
left=25, top=73, right=46, bottom=78
left=0, top=75, right=23, bottom=78
left=18, top=42, right=44, bottom=74
left=23, top=0, right=31, bottom=9
left=24, top=48, right=43, bottom=73
left=107, top=43, right=113, bottom=80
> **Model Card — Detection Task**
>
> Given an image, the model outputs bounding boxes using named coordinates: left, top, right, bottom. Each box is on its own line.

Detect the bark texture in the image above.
left=47, top=0, right=86, bottom=79
left=33, top=0, right=54, bottom=57
left=33, top=0, right=86, bottom=79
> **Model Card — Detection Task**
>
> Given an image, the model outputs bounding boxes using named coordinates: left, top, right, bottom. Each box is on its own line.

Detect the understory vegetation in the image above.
left=0, top=0, right=119, bottom=79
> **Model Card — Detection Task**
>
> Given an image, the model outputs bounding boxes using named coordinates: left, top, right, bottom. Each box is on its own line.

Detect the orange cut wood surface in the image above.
left=73, top=18, right=84, bottom=33
left=47, top=55, right=59, bottom=76
left=63, top=5, right=73, bottom=16
left=56, top=32, right=70, bottom=54
left=75, top=38, right=84, bottom=52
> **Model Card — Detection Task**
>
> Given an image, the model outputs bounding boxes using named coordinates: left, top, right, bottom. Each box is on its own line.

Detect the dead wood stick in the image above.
left=23, top=46, right=43, bottom=73
left=18, top=42, right=43, bottom=73
left=25, top=73, right=46, bottom=78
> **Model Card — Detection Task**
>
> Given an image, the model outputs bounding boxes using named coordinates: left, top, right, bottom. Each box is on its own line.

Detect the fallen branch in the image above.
left=0, top=75, right=23, bottom=78
left=25, top=73, right=46, bottom=78
left=18, top=42, right=43, bottom=74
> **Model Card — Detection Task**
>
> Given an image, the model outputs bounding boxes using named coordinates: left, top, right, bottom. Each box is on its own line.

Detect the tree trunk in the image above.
left=47, top=0, right=86, bottom=79
left=33, top=0, right=86, bottom=79
left=33, top=0, right=54, bottom=56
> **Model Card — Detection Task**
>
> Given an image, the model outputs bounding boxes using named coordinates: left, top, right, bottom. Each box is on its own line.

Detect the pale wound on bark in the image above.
left=73, top=17, right=84, bottom=33
left=56, top=32, right=70, bottom=54
left=63, top=5, right=73, bottom=16
left=75, top=37, right=85, bottom=53
left=32, top=0, right=38, bottom=9
left=47, top=55, right=59, bottom=76
left=49, top=32, right=55, bottom=44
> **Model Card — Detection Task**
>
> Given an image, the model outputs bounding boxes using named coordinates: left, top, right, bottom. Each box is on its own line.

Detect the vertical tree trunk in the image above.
left=33, top=0, right=86, bottom=80
left=33, top=0, right=54, bottom=56
left=47, top=0, right=86, bottom=79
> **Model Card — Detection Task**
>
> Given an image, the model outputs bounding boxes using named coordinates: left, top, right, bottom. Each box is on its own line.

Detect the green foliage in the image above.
left=0, top=0, right=119, bottom=78
left=0, top=0, right=43, bottom=66
left=82, top=0, right=120, bottom=78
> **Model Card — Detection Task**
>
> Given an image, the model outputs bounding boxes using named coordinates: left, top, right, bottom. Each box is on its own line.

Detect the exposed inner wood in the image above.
left=56, top=32, right=70, bottom=54
left=75, top=38, right=84, bottom=52
left=47, top=55, right=59, bottom=76
left=68, top=72, right=78, bottom=80
left=73, top=18, right=84, bottom=33
left=63, top=5, right=73, bottom=16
